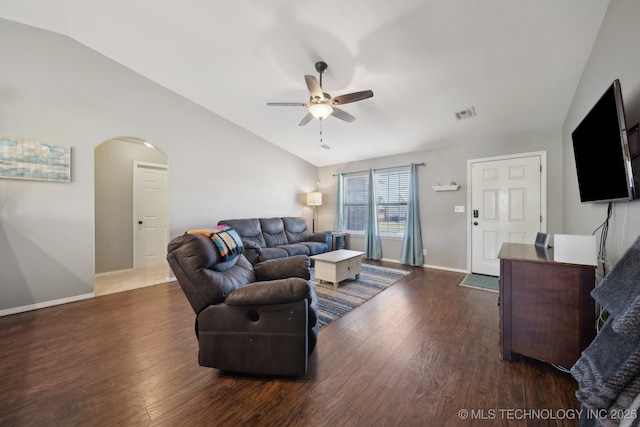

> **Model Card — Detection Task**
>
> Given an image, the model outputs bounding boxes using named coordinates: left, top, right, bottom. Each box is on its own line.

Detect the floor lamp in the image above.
left=306, top=192, right=322, bottom=233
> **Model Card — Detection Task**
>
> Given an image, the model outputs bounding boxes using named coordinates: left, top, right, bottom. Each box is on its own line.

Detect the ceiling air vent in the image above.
left=454, top=107, right=476, bottom=121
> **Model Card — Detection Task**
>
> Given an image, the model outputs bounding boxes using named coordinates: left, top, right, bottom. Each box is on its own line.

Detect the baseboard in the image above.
left=95, top=268, right=134, bottom=277
left=378, top=257, right=467, bottom=274
left=422, top=263, right=467, bottom=274
left=0, top=293, right=95, bottom=317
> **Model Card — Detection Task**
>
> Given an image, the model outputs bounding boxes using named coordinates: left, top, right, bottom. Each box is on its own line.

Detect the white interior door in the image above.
left=470, top=153, right=545, bottom=276
left=133, top=161, right=168, bottom=270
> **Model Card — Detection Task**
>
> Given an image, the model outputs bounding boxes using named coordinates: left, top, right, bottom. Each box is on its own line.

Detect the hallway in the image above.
left=95, top=264, right=170, bottom=296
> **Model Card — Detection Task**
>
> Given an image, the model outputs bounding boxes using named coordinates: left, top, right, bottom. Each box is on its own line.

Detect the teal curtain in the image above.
left=364, top=169, right=382, bottom=260
left=333, top=173, right=344, bottom=231
left=400, top=163, right=424, bottom=265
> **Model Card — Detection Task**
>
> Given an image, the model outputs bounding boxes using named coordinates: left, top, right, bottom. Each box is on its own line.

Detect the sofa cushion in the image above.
left=281, top=244, right=310, bottom=257
left=259, top=247, right=289, bottom=262
left=218, top=218, right=266, bottom=248
left=260, top=218, right=289, bottom=247
left=283, top=217, right=311, bottom=244
left=302, top=241, right=329, bottom=256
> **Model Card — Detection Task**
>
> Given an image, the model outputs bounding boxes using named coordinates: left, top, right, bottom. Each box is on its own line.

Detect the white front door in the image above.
left=133, top=161, right=168, bottom=270
left=470, top=153, right=545, bottom=276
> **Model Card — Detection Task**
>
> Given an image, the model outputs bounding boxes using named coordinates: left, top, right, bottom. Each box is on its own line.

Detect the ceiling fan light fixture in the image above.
left=309, top=103, right=333, bottom=120
left=267, top=61, right=373, bottom=125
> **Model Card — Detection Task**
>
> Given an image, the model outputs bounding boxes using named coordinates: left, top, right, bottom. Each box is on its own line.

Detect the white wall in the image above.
left=0, top=20, right=318, bottom=313
left=319, top=129, right=564, bottom=271
left=562, top=0, right=640, bottom=266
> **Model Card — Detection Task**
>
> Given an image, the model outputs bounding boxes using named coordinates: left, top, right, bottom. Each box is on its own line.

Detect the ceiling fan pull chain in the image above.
left=320, top=121, right=323, bottom=144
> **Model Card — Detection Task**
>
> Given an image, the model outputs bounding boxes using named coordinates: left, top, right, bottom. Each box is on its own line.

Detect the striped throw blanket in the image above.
left=186, top=226, right=244, bottom=261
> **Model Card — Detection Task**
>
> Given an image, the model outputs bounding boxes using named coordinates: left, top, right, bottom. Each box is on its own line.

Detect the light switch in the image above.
left=454, top=206, right=465, bottom=213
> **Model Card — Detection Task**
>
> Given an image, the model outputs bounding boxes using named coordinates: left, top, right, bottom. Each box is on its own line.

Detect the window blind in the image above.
left=342, top=167, right=410, bottom=235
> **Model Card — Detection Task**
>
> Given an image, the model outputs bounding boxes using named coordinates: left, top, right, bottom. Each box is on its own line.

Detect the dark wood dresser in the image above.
left=498, top=243, right=596, bottom=368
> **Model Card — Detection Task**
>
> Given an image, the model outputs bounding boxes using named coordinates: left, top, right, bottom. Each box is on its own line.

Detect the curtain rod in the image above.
left=333, top=162, right=425, bottom=177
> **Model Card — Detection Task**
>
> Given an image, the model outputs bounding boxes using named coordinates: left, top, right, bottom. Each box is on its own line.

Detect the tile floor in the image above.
left=95, top=264, right=172, bottom=296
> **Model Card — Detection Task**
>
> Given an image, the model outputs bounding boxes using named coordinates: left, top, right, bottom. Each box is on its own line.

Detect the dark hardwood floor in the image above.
left=0, top=262, right=580, bottom=426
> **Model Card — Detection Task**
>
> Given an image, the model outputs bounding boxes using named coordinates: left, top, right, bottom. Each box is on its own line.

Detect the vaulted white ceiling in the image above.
left=0, top=0, right=609, bottom=166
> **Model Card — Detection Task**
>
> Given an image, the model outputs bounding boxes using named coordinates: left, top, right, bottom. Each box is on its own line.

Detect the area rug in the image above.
left=459, top=273, right=499, bottom=293
left=312, top=263, right=411, bottom=329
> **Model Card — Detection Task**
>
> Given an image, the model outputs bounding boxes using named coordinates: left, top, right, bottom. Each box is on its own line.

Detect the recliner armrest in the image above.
left=254, top=255, right=310, bottom=281
left=225, top=278, right=312, bottom=306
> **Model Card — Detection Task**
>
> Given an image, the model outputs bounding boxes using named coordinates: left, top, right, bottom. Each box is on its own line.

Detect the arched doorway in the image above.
left=94, top=137, right=169, bottom=296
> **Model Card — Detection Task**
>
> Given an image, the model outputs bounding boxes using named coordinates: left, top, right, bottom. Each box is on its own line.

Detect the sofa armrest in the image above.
left=308, top=231, right=332, bottom=247
left=254, top=255, right=310, bottom=281
left=242, top=239, right=262, bottom=254
left=225, top=278, right=311, bottom=306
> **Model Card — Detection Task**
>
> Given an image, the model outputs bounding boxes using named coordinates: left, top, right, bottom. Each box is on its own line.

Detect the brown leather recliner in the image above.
left=167, top=232, right=319, bottom=376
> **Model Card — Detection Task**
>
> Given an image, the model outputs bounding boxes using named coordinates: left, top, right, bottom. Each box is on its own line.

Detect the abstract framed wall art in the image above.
left=0, top=136, right=71, bottom=182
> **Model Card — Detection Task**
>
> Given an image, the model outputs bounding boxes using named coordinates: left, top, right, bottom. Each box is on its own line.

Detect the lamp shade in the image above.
left=309, top=103, right=333, bottom=120
left=306, top=192, right=322, bottom=206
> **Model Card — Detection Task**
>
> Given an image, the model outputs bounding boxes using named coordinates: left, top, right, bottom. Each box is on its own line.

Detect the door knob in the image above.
left=473, top=222, right=478, bottom=226
left=138, top=220, right=143, bottom=225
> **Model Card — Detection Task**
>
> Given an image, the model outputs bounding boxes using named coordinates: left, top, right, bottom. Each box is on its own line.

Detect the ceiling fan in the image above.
left=267, top=61, right=374, bottom=126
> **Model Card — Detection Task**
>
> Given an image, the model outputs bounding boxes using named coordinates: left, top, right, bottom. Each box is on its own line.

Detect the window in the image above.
left=377, top=170, right=410, bottom=234
left=343, top=173, right=368, bottom=232
left=342, top=168, right=410, bottom=235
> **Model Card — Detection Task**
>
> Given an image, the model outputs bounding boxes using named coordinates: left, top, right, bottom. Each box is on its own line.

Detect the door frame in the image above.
left=132, top=161, right=168, bottom=271
left=465, top=151, right=547, bottom=273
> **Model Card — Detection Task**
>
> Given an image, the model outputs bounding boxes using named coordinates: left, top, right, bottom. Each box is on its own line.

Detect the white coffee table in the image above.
left=310, top=249, right=365, bottom=289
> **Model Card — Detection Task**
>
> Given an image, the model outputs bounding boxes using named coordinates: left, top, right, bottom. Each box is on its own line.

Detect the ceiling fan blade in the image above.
left=267, top=102, right=306, bottom=106
left=331, top=107, right=356, bottom=123
left=332, top=90, right=374, bottom=105
left=305, top=75, right=323, bottom=100
left=298, top=112, right=314, bottom=126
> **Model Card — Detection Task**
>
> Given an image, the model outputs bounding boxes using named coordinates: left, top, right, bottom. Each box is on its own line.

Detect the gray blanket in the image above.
left=572, top=318, right=640, bottom=410
left=572, top=234, right=640, bottom=423
left=591, top=235, right=640, bottom=338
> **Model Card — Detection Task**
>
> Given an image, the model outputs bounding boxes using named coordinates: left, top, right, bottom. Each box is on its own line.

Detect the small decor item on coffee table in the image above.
left=310, top=249, right=365, bottom=289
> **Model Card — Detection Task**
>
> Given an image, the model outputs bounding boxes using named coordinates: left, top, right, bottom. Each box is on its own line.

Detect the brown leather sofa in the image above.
left=218, top=217, right=331, bottom=264
left=167, top=232, right=319, bottom=376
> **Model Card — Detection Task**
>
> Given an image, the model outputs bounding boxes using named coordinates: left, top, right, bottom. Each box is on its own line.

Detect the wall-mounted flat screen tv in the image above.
left=571, top=79, right=637, bottom=203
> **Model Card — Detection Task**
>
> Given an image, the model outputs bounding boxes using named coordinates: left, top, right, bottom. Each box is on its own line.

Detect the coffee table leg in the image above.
left=333, top=282, right=339, bottom=289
